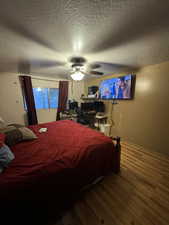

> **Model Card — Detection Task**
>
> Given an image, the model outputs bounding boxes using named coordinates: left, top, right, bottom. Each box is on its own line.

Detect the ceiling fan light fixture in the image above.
left=71, top=71, right=84, bottom=81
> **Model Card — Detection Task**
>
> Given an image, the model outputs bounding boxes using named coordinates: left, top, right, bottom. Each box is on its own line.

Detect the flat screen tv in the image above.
left=99, top=74, right=135, bottom=100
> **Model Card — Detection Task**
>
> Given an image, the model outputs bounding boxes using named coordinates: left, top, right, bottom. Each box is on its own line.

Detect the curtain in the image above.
left=56, top=81, right=69, bottom=120
left=20, top=76, right=38, bottom=125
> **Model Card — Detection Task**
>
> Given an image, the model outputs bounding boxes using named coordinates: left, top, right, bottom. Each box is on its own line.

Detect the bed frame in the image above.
left=112, top=136, right=121, bottom=173
left=80, top=136, right=121, bottom=194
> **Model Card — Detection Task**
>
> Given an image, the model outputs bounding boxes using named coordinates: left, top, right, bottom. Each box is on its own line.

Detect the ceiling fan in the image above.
left=69, top=57, right=104, bottom=81
left=20, top=57, right=131, bottom=80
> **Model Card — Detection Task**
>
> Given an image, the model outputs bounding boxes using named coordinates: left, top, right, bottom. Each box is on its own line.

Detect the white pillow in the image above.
left=0, top=117, right=7, bottom=129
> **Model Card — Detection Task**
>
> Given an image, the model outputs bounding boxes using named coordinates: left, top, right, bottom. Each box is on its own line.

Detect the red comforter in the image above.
left=0, top=120, right=114, bottom=203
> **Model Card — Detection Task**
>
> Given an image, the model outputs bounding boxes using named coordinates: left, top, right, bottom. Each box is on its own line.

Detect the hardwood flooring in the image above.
left=57, top=141, right=169, bottom=225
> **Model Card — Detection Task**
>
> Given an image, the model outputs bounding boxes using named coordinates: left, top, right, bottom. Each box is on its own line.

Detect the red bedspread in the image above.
left=0, top=120, right=114, bottom=203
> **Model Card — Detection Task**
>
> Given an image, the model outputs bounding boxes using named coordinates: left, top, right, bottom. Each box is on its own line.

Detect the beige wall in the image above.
left=0, top=73, right=59, bottom=125
left=0, top=73, right=85, bottom=125
left=0, top=73, right=26, bottom=125
left=85, top=61, right=169, bottom=155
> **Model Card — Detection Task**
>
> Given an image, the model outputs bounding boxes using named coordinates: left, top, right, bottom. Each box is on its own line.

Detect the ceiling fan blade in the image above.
left=89, top=63, right=101, bottom=70
left=89, top=62, right=134, bottom=74
left=31, top=59, right=66, bottom=68
left=89, top=71, right=104, bottom=76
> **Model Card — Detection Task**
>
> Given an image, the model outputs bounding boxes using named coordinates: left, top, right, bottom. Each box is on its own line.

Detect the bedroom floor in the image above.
left=53, top=141, right=169, bottom=225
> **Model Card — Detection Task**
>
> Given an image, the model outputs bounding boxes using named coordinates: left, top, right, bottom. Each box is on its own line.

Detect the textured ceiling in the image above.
left=0, top=0, right=169, bottom=79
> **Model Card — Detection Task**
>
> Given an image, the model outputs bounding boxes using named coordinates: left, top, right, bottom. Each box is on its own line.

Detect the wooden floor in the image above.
left=57, top=142, right=169, bottom=225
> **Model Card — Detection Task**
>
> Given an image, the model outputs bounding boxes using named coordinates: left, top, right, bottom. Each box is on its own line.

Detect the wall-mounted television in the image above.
left=99, top=74, right=135, bottom=100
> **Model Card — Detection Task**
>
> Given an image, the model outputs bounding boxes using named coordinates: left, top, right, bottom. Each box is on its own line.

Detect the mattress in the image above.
left=0, top=120, right=115, bottom=203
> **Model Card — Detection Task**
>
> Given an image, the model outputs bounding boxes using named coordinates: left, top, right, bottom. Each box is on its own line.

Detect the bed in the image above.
left=0, top=120, right=120, bottom=223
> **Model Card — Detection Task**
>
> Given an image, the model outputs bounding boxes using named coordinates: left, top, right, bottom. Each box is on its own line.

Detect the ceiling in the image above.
left=0, top=0, right=169, bottom=79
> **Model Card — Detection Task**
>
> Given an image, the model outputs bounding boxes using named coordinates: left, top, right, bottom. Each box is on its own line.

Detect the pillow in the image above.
left=0, top=126, right=37, bottom=147
left=0, top=144, right=15, bottom=173
left=0, top=117, right=7, bottom=129
left=18, top=127, right=37, bottom=140
left=5, top=127, right=23, bottom=146
left=0, top=133, right=5, bottom=148
left=8, top=124, right=24, bottom=128
left=0, top=126, right=16, bottom=133
left=0, top=126, right=21, bottom=146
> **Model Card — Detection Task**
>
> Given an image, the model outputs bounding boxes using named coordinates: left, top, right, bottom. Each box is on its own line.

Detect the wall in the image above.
left=0, top=73, right=59, bottom=125
left=0, top=73, right=85, bottom=125
left=84, top=61, right=169, bottom=155
left=0, top=73, right=26, bottom=125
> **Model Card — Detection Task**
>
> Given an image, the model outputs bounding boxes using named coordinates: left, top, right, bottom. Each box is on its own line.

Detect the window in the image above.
left=33, top=88, right=59, bottom=109
left=49, top=88, right=58, bottom=109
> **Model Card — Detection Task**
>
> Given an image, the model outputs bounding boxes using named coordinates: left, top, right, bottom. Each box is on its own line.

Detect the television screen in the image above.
left=99, top=74, right=135, bottom=100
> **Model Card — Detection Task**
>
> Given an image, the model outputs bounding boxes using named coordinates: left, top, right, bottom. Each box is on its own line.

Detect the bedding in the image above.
left=0, top=132, right=14, bottom=173
left=0, top=144, right=15, bottom=173
left=0, top=126, right=37, bottom=146
left=0, top=117, right=6, bottom=129
left=0, top=120, right=115, bottom=204
left=0, top=133, right=5, bottom=147
left=8, top=123, right=24, bottom=128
